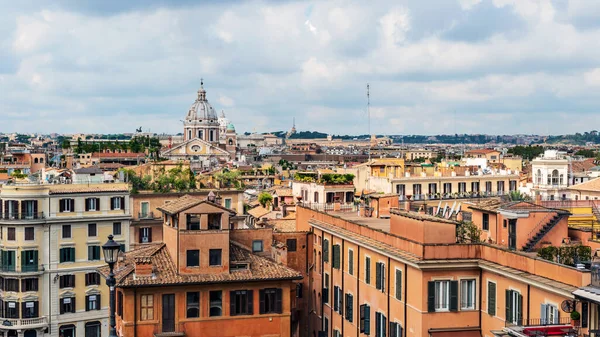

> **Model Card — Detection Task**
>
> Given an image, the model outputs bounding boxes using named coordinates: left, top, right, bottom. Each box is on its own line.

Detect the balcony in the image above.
left=138, top=211, right=155, bottom=220
left=0, top=265, right=42, bottom=274
left=0, top=316, right=48, bottom=330
left=504, top=317, right=577, bottom=337
left=0, top=213, right=45, bottom=221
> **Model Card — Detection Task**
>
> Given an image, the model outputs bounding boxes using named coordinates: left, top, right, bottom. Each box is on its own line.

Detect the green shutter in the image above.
left=427, top=281, right=435, bottom=313
left=323, top=239, right=329, bottom=263
left=20, top=252, right=25, bottom=271
left=395, top=269, right=402, bottom=301
left=365, top=257, right=371, bottom=284
left=332, top=245, right=340, bottom=269
left=488, top=282, right=496, bottom=316
left=517, top=293, right=523, bottom=325
left=349, top=251, right=353, bottom=275
left=365, top=305, right=371, bottom=335
left=449, top=281, right=458, bottom=312
left=375, top=263, right=381, bottom=290
left=505, top=290, right=512, bottom=323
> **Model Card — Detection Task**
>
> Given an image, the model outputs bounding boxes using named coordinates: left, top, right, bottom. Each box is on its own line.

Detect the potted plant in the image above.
left=571, top=310, right=580, bottom=326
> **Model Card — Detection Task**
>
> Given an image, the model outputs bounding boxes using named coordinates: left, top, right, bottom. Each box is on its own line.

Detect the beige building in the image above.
left=0, top=182, right=131, bottom=337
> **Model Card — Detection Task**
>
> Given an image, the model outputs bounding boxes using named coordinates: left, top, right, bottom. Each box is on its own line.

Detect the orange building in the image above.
left=104, top=195, right=304, bottom=337
left=297, top=204, right=591, bottom=337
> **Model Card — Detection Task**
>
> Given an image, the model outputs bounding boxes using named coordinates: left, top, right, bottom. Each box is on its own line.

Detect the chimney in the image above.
left=535, top=194, right=542, bottom=206
left=134, top=257, right=153, bottom=277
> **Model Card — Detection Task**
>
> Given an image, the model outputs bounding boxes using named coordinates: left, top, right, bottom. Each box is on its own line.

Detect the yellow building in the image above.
left=0, top=182, right=131, bottom=337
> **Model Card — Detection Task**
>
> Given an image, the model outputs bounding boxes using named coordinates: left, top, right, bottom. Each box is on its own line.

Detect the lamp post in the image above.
left=102, top=235, right=121, bottom=337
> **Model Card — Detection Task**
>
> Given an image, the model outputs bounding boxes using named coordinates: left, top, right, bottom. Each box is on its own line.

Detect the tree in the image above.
left=258, top=192, right=273, bottom=208
left=508, top=191, right=531, bottom=201
left=575, top=149, right=596, bottom=158
left=214, top=170, right=241, bottom=189
left=456, top=221, right=481, bottom=243
left=61, top=139, right=71, bottom=150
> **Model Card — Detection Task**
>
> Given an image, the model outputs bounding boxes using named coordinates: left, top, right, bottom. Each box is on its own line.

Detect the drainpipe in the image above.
left=134, top=288, right=137, bottom=337
left=357, top=246, right=360, bottom=337
left=403, top=264, right=407, bottom=337
left=387, top=256, right=391, bottom=337
left=526, top=285, right=531, bottom=325
left=341, top=240, right=345, bottom=337
left=307, top=231, right=312, bottom=337
left=478, top=269, right=482, bottom=330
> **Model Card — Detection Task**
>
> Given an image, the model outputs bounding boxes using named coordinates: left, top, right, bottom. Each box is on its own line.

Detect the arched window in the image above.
left=188, top=129, right=192, bottom=140
left=551, top=170, right=559, bottom=185
left=40, top=158, right=44, bottom=163
left=34, top=158, right=38, bottom=164
left=314, top=192, right=319, bottom=203
left=228, top=139, right=233, bottom=145
left=59, top=324, right=76, bottom=337
left=85, top=322, right=101, bottom=337
left=559, top=174, right=564, bottom=185
left=536, top=169, right=542, bottom=184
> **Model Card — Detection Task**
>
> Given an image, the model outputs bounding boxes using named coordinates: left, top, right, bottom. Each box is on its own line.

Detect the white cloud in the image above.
left=218, top=94, right=235, bottom=107
left=379, top=8, right=411, bottom=47
left=458, top=0, right=482, bottom=11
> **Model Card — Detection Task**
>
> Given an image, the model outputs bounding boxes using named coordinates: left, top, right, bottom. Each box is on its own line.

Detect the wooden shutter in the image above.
left=246, top=290, right=253, bottom=315
left=540, top=304, right=547, bottom=324
left=376, top=263, right=381, bottom=290
left=365, top=257, right=370, bottom=284
left=97, top=295, right=101, bottom=310
left=395, top=269, right=402, bottom=300
left=96, top=198, right=101, bottom=211
left=59, top=199, right=65, bottom=212
left=85, top=199, right=89, bottom=211
left=259, top=289, right=265, bottom=314
left=427, top=281, right=435, bottom=313
left=148, top=228, right=153, bottom=242
left=348, top=294, right=353, bottom=322
left=349, top=251, right=353, bottom=275
left=505, top=290, right=512, bottom=323
left=34, top=301, right=39, bottom=317
left=72, top=297, right=76, bottom=313
left=120, top=197, right=125, bottom=209
left=381, top=263, right=385, bottom=293
left=60, top=299, right=64, bottom=314
left=334, top=286, right=338, bottom=312
left=323, top=239, right=329, bottom=262
left=449, top=280, right=458, bottom=312
left=230, top=291, right=237, bottom=315
left=33, top=201, right=38, bottom=217
left=389, top=322, right=396, bottom=337
left=86, top=295, right=90, bottom=311
left=364, top=305, right=371, bottom=335
left=70, top=199, right=75, bottom=212
left=275, top=288, right=282, bottom=313
left=516, top=293, right=523, bottom=325
left=375, top=313, right=380, bottom=337
left=21, top=302, right=26, bottom=318
left=488, top=282, right=496, bottom=316
left=110, top=197, right=115, bottom=210
left=382, top=314, right=387, bottom=337
left=360, top=305, right=365, bottom=332
left=333, top=245, right=340, bottom=269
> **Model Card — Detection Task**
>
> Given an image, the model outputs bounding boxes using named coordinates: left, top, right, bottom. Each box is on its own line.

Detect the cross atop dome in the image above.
left=197, top=78, right=207, bottom=101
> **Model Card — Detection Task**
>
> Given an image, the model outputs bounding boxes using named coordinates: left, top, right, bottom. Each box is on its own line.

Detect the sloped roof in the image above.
left=157, top=194, right=236, bottom=215
left=247, top=205, right=270, bottom=219
left=98, top=242, right=302, bottom=288
left=568, top=177, right=600, bottom=192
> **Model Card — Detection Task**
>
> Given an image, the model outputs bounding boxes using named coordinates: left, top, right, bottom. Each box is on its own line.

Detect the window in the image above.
left=5, top=278, right=19, bottom=292
left=365, top=257, right=371, bottom=284
left=332, top=244, right=341, bottom=269
left=224, top=198, right=232, bottom=209
left=113, top=222, right=122, bottom=235
left=487, top=281, right=496, bottom=316
left=375, top=312, right=387, bottom=337
left=60, top=247, right=76, bottom=263
left=111, top=197, right=125, bottom=210
left=140, top=227, right=152, bottom=243
left=334, top=330, right=341, bottom=337
left=24, top=227, right=34, bottom=241
left=323, top=273, right=329, bottom=304
left=209, top=249, right=222, bottom=266
left=22, top=278, right=39, bottom=292
left=395, top=269, right=402, bottom=301
left=140, top=201, right=150, bottom=218
left=375, top=262, right=385, bottom=292
left=60, top=199, right=75, bottom=213
left=333, top=286, right=343, bottom=314
left=323, top=239, right=329, bottom=263
left=348, top=249, right=354, bottom=275
left=252, top=240, right=263, bottom=253
left=259, top=288, right=282, bottom=314
left=1, top=250, right=15, bottom=271
left=117, top=291, right=123, bottom=317
left=482, top=213, right=489, bottom=231
left=485, top=181, right=492, bottom=193
left=541, top=303, right=559, bottom=324
left=186, top=292, right=200, bottom=318
left=88, top=246, right=101, bottom=261
left=86, top=294, right=101, bottom=311
left=207, top=213, right=221, bottom=230
left=60, top=275, right=75, bottom=288
left=186, top=214, right=200, bottom=230
left=460, top=279, right=476, bottom=310
left=187, top=250, right=200, bottom=267
left=286, top=239, right=297, bottom=252
left=345, top=293, right=354, bottom=322
left=60, top=297, right=76, bottom=314
left=5, top=301, right=18, bottom=318
left=458, top=182, right=466, bottom=193
left=230, top=290, right=253, bottom=316
left=390, top=322, right=403, bottom=337
left=209, top=291, right=222, bottom=316
left=85, top=198, right=99, bottom=211
left=88, top=223, right=97, bottom=237
left=506, top=290, right=523, bottom=325
left=427, top=280, right=459, bottom=312
left=7, top=227, right=15, bottom=241
left=62, top=225, right=71, bottom=239
left=60, top=324, right=76, bottom=337
left=85, top=272, right=100, bottom=286
left=22, top=301, right=39, bottom=318
left=85, top=322, right=101, bottom=337
left=314, top=192, right=319, bottom=203
left=360, top=304, right=371, bottom=335
left=140, top=294, right=154, bottom=320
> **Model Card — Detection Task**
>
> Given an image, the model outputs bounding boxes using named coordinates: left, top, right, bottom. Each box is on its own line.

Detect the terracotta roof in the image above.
left=99, top=242, right=302, bottom=288
left=48, top=186, right=128, bottom=195
left=272, top=187, right=293, bottom=197
left=157, top=195, right=235, bottom=215
left=248, top=205, right=270, bottom=219
left=390, top=209, right=460, bottom=225
left=569, top=177, right=600, bottom=192
left=92, top=152, right=145, bottom=158
left=267, top=219, right=298, bottom=232
left=571, top=159, right=596, bottom=173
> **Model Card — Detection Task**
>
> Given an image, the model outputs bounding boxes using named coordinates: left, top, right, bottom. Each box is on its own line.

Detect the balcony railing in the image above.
left=138, top=211, right=155, bottom=220
left=399, top=191, right=508, bottom=201
left=0, top=265, right=15, bottom=272
left=20, top=264, right=39, bottom=272
left=0, top=213, right=45, bottom=221
left=504, top=317, right=576, bottom=337
left=0, top=316, right=47, bottom=329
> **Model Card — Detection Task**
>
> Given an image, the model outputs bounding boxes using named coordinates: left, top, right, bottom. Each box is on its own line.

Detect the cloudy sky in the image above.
left=1, top=0, right=600, bottom=136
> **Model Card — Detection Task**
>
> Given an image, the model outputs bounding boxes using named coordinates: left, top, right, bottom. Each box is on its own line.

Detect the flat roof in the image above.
left=329, top=211, right=392, bottom=232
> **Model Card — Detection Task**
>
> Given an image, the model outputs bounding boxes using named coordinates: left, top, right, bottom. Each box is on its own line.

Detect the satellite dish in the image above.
left=560, top=299, right=575, bottom=313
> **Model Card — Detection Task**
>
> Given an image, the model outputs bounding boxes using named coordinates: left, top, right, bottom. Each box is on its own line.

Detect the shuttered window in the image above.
left=345, top=293, right=353, bottom=322
left=389, top=322, right=403, bottom=337
left=505, top=289, right=523, bottom=325
left=375, top=262, right=386, bottom=292
left=487, top=281, right=496, bottom=316
left=348, top=249, right=354, bottom=275
left=395, top=269, right=402, bottom=301
left=230, top=290, right=253, bottom=316
left=375, top=312, right=387, bottom=337
left=365, top=257, right=371, bottom=284
left=333, top=286, right=343, bottom=314
left=427, top=280, right=458, bottom=312
left=359, top=304, right=371, bottom=335
left=323, top=239, right=329, bottom=263
left=332, top=244, right=341, bottom=269
left=259, top=288, right=282, bottom=314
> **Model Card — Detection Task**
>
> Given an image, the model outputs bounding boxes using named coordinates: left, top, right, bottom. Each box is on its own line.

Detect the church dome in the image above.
left=185, top=82, right=217, bottom=122
left=227, top=123, right=236, bottom=131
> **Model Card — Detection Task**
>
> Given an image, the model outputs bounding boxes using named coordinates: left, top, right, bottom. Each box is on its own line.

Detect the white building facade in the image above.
left=531, top=150, right=570, bottom=200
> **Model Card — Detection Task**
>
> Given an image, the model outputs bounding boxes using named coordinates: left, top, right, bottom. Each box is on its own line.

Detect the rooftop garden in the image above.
left=294, top=172, right=355, bottom=185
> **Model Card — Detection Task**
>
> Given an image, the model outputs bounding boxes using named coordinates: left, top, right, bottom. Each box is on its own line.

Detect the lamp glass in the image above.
left=102, top=235, right=121, bottom=264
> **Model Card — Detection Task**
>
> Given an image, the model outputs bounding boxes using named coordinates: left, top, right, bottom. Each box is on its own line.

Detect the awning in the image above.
left=573, top=287, right=600, bottom=304
left=429, top=330, right=481, bottom=337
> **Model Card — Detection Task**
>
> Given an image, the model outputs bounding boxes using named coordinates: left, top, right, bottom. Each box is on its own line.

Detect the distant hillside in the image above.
left=545, top=131, right=600, bottom=145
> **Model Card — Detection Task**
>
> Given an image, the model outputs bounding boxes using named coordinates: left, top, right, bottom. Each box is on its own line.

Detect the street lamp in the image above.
left=102, top=235, right=121, bottom=337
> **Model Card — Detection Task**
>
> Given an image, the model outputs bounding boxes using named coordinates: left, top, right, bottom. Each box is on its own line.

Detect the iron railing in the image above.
left=0, top=213, right=45, bottom=220
left=505, top=316, right=571, bottom=327
left=138, top=211, right=155, bottom=219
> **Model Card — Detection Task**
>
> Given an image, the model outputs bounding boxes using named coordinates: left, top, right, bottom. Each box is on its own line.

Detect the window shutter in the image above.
left=148, top=228, right=153, bottom=242
left=85, top=199, right=89, bottom=212
left=505, top=290, right=512, bottom=323
left=323, top=239, right=329, bottom=263
left=230, top=291, right=237, bottom=315
left=86, top=295, right=90, bottom=311
left=376, top=263, right=381, bottom=290
left=275, top=288, right=282, bottom=313
left=389, top=322, right=396, bottom=337
left=360, top=305, right=365, bottom=332
left=349, top=251, right=353, bottom=275
left=60, top=299, right=65, bottom=314
left=364, top=305, right=371, bottom=335
left=395, top=269, right=402, bottom=300
left=96, top=198, right=100, bottom=211
left=259, top=289, right=265, bottom=314
left=59, top=199, right=64, bottom=212
left=20, top=252, right=25, bottom=271
left=110, top=198, right=115, bottom=210
left=334, top=286, right=339, bottom=312
left=382, top=314, right=387, bottom=337
left=365, top=257, right=370, bottom=284
left=375, top=313, right=380, bottom=337
left=338, top=288, right=343, bottom=315
left=88, top=246, right=92, bottom=260
left=21, top=302, right=25, bottom=318
left=70, top=199, right=75, bottom=212
left=120, top=197, right=125, bottom=209
left=33, top=250, right=38, bottom=267
left=488, top=282, right=496, bottom=316
left=427, top=281, right=435, bottom=313
left=72, top=297, right=76, bottom=313
left=449, top=280, right=458, bottom=312
left=333, top=245, right=340, bottom=269
left=348, top=294, right=353, bottom=322
left=247, top=290, right=253, bottom=315
left=34, top=301, right=39, bottom=317
left=516, top=293, right=523, bottom=325
left=381, top=263, right=386, bottom=293
left=33, top=201, right=38, bottom=217
left=540, top=304, right=547, bottom=324
left=71, top=247, right=76, bottom=262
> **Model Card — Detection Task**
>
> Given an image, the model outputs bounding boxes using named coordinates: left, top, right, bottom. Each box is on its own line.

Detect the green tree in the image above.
left=508, top=191, right=531, bottom=201
left=258, top=192, right=273, bottom=207
left=575, top=149, right=596, bottom=158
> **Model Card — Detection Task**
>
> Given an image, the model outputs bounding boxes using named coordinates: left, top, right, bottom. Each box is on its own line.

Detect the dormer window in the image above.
left=186, top=214, right=200, bottom=230
left=208, top=214, right=221, bottom=230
